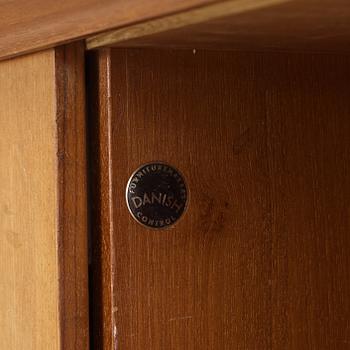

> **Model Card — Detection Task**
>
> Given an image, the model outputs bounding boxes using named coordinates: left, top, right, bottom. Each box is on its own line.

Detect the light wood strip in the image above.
left=0, top=44, right=89, bottom=349
left=0, top=50, right=60, bottom=350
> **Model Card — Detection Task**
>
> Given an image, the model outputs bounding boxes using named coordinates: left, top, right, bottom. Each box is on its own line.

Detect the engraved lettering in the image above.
left=165, top=195, right=173, bottom=207
left=148, top=218, right=154, bottom=226
left=126, top=163, right=187, bottom=229
left=143, top=193, right=151, bottom=205
left=151, top=192, right=162, bottom=204
left=131, top=196, right=143, bottom=208
left=171, top=199, right=183, bottom=213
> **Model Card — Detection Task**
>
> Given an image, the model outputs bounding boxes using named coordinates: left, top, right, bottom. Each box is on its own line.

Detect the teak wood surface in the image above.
left=55, top=43, right=90, bottom=350
left=0, top=43, right=89, bottom=349
left=89, top=48, right=350, bottom=349
left=0, top=0, right=217, bottom=61
left=86, top=0, right=287, bottom=50
left=87, top=0, right=350, bottom=53
left=3, top=0, right=350, bottom=61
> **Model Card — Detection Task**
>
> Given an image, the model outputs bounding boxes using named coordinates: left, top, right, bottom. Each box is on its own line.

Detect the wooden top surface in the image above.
left=2, top=0, right=350, bottom=60
left=88, top=0, right=350, bottom=53
left=4, top=0, right=350, bottom=61
left=0, top=0, right=216, bottom=60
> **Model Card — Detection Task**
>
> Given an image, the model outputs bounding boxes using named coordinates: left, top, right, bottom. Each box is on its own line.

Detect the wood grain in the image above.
left=86, top=49, right=114, bottom=350
left=0, top=0, right=218, bottom=61
left=0, top=44, right=89, bottom=349
left=3, top=0, right=350, bottom=61
left=89, top=48, right=350, bottom=349
left=0, top=47, right=60, bottom=350
left=87, top=0, right=350, bottom=53
left=86, top=0, right=288, bottom=50
left=55, top=42, right=90, bottom=350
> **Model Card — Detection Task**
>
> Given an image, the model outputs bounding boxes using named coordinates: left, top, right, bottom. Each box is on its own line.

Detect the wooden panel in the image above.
left=55, top=43, right=90, bottom=349
left=87, top=0, right=287, bottom=50
left=87, top=0, right=350, bottom=53
left=89, top=48, right=350, bottom=349
left=0, top=47, right=59, bottom=350
left=0, top=44, right=89, bottom=349
left=3, top=0, right=350, bottom=61
left=0, top=0, right=218, bottom=61
left=87, top=49, right=114, bottom=350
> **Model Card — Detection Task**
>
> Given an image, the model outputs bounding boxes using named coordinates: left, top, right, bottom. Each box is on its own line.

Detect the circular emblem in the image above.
left=126, top=162, right=188, bottom=229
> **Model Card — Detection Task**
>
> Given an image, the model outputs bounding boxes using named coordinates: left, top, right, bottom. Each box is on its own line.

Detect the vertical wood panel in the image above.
left=55, top=42, right=90, bottom=350
left=111, top=49, right=272, bottom=350
left=265, top=55, right=350, bottom=349
left=108, top=49, right=272, bottom=349
left=0, top=50, right=60, bottom=350
left=0, top=44, right=89, bottom=349
left=90, top=48, right=350, bottom=349
left=87, top=49, right=114, bottom=350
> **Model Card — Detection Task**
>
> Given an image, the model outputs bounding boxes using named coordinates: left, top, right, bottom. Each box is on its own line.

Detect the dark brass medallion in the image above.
left=126, top=162, right=188, bottom=229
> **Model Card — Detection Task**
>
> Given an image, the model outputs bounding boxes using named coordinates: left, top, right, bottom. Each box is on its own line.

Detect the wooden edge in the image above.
left=55, top=42, right=90, bottom=349
left=86, top=0, right=290, bottom=49
left=86, top=49, right=114, bottom=349
left=0, top=1, right=219, bottom=62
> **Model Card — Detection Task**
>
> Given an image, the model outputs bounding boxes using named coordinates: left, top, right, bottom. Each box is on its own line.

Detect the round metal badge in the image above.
left=126, top=162, right=188, bottom=229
